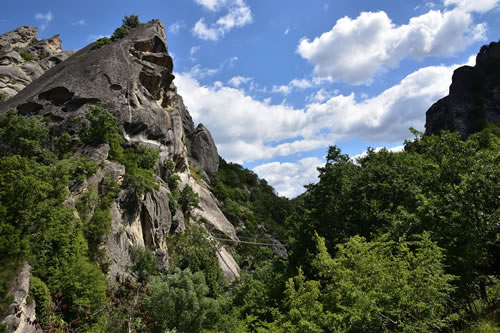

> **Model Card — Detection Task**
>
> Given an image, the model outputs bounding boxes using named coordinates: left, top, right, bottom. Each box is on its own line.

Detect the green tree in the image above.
left=145, top=269, right=223, bottom=333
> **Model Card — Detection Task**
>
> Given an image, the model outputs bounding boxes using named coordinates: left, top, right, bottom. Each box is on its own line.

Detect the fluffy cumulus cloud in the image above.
left=192, top=0, right=252, bottom=40
left=34, top=11, right=53, bottom=31
left=444, top=0, right=500, bottom=12
left=272, top=79, right=313, bottom=95
left=175, top=59, right=464, bottom=164
left=297, top=6, right=487, bottom=84
left=228, top=75, right=252, bottom=87
left=252, top=157, right=324, bottom=197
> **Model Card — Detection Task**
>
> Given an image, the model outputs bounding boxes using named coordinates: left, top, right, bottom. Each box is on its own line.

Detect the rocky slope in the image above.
left=0, top=26, right=75, bottom=99
left=0, top=20, right=239, bottom=287
left=425, top=40, right=500, bottom=138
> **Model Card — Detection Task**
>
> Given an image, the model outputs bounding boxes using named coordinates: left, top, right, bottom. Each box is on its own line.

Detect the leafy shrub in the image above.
left=0, top=110, right=48, bottom=158
left=179, top=184, right=199, bottom=216
left=110, top=14, right=141, bottom=42
left=93, top=37, right=112, bottom=49
left=145, top=269, right=223, bottom=333
left=130, top=246, right=159, bottom=282
left=168, top=226, right=226, bottom=296
left=19, top=50, right=33, bottom=61
left=0, top=92, right=8, bottom=103
left=122, top=145, right=160, bottom=194
left=29, top=276, right=55, bottom=327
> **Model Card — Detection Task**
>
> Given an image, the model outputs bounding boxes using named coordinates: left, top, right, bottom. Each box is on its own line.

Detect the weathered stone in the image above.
left=190, top=123, right=219, bottom=175
left=0, top=27, right=75, bottom=99
left=216, top=246, right=240, bottom=282
left=0, top=26, right=37, bottom=52
left=425, top=41, right=500, bottom=139
left=0, top=263, right=42, bottom=333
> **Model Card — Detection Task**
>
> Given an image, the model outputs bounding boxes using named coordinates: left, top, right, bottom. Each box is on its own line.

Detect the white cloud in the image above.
left=443, top=0, right=500, bottom=12
left=284, top=28, right=290, bottom=35
left=175, top=59, right=465, bottom=164
left=192, top=0, right=252, bottom=40
left=188, top=64, right=219, bottom=79
left=297, top=8, right=486, bottom=84
left=168, top=21, right=185, bottom=35
left=72, top=19, right=86, bottom=26
left=228, top=75, right=252, bottom=87
left=192, top=19, right=220, bottom=40
left=253, top=157, right=324, bottom=197
left=272, top=78, right=313, bottom=95
left=194, top=0, right=231, bottom=11
left=190, top=46, right=200, bottom=57
left=34, top=11, right=53, bottom=31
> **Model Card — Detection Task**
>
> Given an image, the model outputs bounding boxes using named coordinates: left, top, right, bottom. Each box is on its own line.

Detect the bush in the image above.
left=146, top=269, right=223, bottom=333
left=0, top=92, right=8, bottom=103
left=179, top=184, right=199, bottom=215
left=130, top=246, right=159, bottom=282
left=93, top=37, right=112, bottom=49
left=19, top=50, right=33, bottom=61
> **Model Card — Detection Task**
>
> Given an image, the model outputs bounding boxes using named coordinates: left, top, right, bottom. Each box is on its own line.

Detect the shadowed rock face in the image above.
left=0, top=20, right=237, bottom=280
left=425, top=41, right=500, bottom=139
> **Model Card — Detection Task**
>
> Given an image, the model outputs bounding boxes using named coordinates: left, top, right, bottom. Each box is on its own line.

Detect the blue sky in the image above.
left=2, top=0, right=500, bottom=197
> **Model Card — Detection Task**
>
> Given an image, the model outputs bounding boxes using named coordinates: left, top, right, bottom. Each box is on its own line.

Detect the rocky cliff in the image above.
left=0, top=20, right=240, bottom=287
left=0, top=26, right=75, bottom=99
left=425, top=41, right=500, bottom=138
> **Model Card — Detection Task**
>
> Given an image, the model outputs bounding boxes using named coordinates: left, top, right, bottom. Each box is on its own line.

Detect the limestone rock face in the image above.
left=0, top=20, right=239, bottom=280
left=0, top=263, right=42, bottom=333
left=0, top=26, right=75, bottom=98
left=425, top=41, right=500, bottom=139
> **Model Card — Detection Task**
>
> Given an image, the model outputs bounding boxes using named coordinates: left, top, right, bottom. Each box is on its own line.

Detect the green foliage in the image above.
left=122, top=14, right=140, bottom=29
left=179, top=184, right=199, bottom=215
left=79, top=104, right=124, bottom=160
left=288, top=130, right=500, bottom=304
left=168, top=225, right=226, bottom=296
left=121, top=145, right=160, bottom=194
left=0, top=110, right=49, bottom=158
left=0, top=111, right=109, bottom=330
left=145, top=269, right=223, bottom=333
left=211, top=158, right=291, bottom=268
left=0, top=91, right=8, bottom=103
left=267, top=233, right=456, bottom=332
left=130, top=246, right=159, bottom=282
left=111, top=14, right=141, bottom=42
left=19, top=50, right=33, bottom=61
left=29, top=276, right=55, bottom=327
left=94, top=37, right=112, bottom=49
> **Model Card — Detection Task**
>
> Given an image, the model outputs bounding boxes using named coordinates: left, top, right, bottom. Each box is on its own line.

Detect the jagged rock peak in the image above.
left=0, top=26, right=38, bottom=51
left=0, top=26, right=74, bottom=99
left=0, top=19, right=236, bottom=279
left=425, top=40, right=500, bottom=139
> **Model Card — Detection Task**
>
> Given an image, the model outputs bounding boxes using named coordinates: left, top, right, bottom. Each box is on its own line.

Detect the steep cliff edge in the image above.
left=425, top=41, right=500, bottom=138
left=0, top=20, right=239, bottom=283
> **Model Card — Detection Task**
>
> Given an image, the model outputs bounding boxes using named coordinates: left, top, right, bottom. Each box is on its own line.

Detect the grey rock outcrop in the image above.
left=425, top=41, right=500, bottom=139
left=0, top=26, right=75, bottom=98
left=0, top=20, right=239, bottom=280
left=190, top=123, right=219, bottom=175
left=0, top=263, right=42, bottom=333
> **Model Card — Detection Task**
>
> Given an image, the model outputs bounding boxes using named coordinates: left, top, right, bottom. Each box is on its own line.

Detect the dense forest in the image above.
left=0, top=104, right=498, bottom=332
